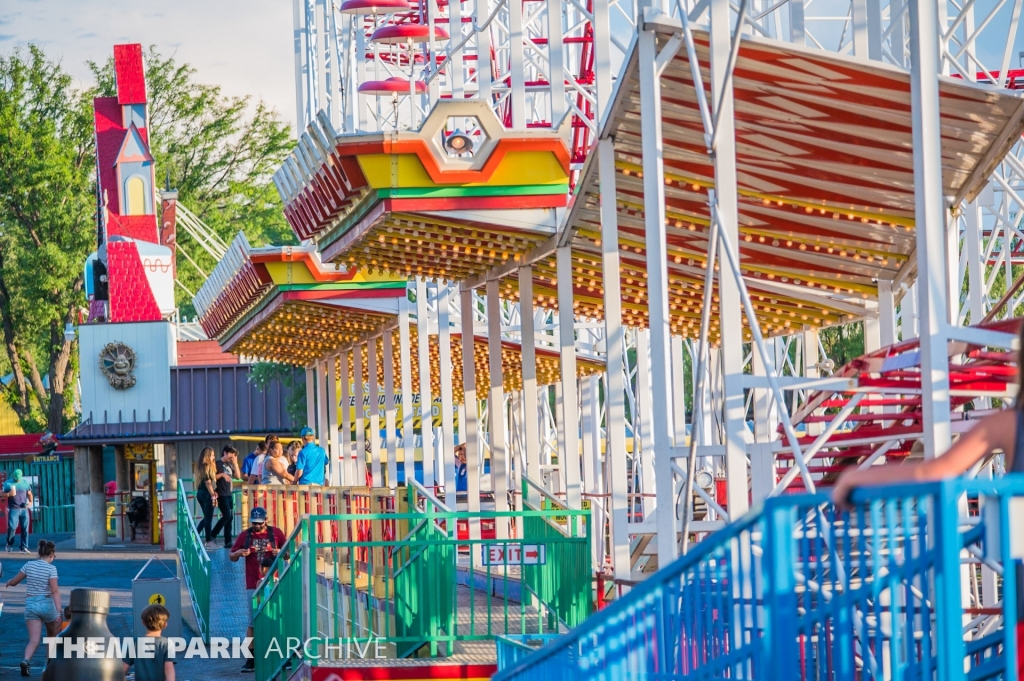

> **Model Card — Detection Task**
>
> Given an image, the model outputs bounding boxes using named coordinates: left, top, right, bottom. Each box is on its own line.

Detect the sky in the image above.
left=1, top=0, right=1021, bottom=139
left=0, top=0, right=299, bottom=130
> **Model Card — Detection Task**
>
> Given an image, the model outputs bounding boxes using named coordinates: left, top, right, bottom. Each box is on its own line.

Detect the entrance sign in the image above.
left=481, top=543, right=546, bottom=566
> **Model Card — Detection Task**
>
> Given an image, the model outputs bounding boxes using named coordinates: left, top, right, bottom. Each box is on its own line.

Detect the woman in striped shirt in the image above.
left=4, top=539, right=61, bottom=676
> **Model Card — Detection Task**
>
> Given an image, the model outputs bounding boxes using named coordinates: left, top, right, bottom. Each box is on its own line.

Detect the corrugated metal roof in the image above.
left=62, top=365, right=300, bottom=444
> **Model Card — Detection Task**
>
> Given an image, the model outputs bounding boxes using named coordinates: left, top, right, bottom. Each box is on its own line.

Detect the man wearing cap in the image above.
left=4, top=470, right=33, bottom=553
left=293, top=427, right=327, bottom=486
left=229, top=506, right=286, bottom=673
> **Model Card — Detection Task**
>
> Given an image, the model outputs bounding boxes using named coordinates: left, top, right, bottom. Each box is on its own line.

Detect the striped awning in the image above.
left=508, top=30, right=1024, bottom=343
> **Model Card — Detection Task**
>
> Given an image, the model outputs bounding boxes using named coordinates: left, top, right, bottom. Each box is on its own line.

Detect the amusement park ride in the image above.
left=190, top=0, right=1024, bottom=675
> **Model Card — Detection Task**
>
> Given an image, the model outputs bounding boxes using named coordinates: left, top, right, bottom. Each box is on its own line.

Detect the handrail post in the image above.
left=763, top=500, right=799, bottom=679
left=302, top=538, right=313, bottom=667
left=934, top=481, right=967, bottom=681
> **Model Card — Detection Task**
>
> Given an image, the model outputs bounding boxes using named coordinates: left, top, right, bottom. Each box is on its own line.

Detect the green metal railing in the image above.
left=251, top=487, right=591, bottom=679
left=0, top=457, right=76, bottom=534
left=521, top=510, right=591, bottom=630
left=176, top=479, right=212, bottom=643
left=254, top=523, right=307, bottom=681
left=394, top=488, right=455, bottom=657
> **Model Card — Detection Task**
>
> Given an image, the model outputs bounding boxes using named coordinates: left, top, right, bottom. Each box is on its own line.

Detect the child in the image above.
left=123, top=604, right=175, bottom=681
left=57, top=605, right=71, bottom=635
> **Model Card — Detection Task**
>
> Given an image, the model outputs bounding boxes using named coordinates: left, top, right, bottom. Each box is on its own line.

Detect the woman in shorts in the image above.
left=4, top=539, right=61, bottom=676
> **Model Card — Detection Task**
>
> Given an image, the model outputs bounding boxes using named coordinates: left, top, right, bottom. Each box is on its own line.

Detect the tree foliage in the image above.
left=0, top=46, right=95, bottom=433
left=819, top=322, right=865, bottom=371
left=249, top=362, right=306, bottom=427
left=89, top=46, right=296, bottom=316
left=0, top=45, right=297, bottom=435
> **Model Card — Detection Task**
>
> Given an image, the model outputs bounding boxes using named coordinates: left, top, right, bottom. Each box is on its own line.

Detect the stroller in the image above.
left=126, top=496, right=150, bottom=540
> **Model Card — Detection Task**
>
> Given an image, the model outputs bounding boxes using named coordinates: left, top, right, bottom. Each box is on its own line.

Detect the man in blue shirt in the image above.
left=241, top=441, right=266, bottom=479
left=294, top=427, right=327, bottom=485
left=4, top=469, right=33, bottom=553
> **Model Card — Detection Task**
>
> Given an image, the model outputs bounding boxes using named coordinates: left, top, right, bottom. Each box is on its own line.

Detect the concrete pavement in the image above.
left=0, top=534, right=251, bottom=680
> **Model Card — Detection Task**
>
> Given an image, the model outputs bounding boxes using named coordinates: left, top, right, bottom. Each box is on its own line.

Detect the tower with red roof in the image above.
left=87, top=43, right=174, bottom=323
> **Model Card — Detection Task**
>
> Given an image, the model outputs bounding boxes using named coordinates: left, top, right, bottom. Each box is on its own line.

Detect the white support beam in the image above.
left=581, top=375, right=601, bottom=563
left=368, top=338, right=382, bottom=487
left=508, top=0, right=527, bottom=129
left=486, top=279, right=509, bottom=537
left=292, top=0, right=306, bottom=133
left=399, top=297, right=415, bottom=489
left=635, top=329, right=657, bottom=520
left=556, top=247, right=582, bottom=510
left=547, top=0, right=566, bottom=125
left=878, top=280, right=897, bottom=347
left=598, top=137, right=630, bottom=581
left=964, top=201, right=985, bottom=323
left=909, top=0, right=953, bottom=457
left=327, top=354, right=340, bottom=486
left=382, top=330, right=398, bottom=488
left=305, top=366, right=316, bottom=432
left=519, top=266, right=542, bottom=507
left=316, top=359, right=330, bottom=483
left=416, top=279, right=436, bottom=488
left=339, top=350, right=353, bottom=485
left=353, top=344, right=366, bottom=485
left=671, top=336, right=688, bottom=448
left=438, top=284, right=457, bottom=498
left=461, top=286, right=482, bottom=538
left=711, top=0, right=750, bottom=519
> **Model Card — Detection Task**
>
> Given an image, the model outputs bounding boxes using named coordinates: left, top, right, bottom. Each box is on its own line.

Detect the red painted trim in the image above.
left=387, top=194, right=567, bottom=211
left=310, top=664, right=496, bottom=680
left=279, top=289, right=404, bottom=302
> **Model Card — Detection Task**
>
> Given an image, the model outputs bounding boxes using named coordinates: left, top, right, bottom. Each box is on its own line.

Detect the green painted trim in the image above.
left=316, top=190, right=384, bottom=253
left=276, top=281, right=407, bottom=292
left=377, top=184, right=569, bottom=199
left=216, top=278, right=406, bottom=343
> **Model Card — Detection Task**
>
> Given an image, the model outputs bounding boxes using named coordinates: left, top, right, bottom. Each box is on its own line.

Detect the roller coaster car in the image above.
left=126, top=496, right=149, bottom=540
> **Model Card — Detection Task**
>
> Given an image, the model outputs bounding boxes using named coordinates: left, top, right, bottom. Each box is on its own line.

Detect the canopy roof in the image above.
left=343, top=328, right=605, bottom=404
left=193, top=234, right=407, bottom=363
left=500, top=30, right=1024, bottom=343
left=273, top=100, right=572, bottom=283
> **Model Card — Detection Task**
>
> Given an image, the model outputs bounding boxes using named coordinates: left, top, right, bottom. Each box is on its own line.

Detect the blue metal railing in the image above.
left=495, top=476, right=1024, bottom=681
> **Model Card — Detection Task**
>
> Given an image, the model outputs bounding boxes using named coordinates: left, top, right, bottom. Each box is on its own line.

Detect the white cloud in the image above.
left=0, top=0, right=298, bottom=131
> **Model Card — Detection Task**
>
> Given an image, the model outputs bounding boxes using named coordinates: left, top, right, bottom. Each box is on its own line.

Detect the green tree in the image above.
left=0, top=46, right=95, bottom=433
left=89, top=47, right=296, bottom=316
left=819, top=322, right=865, bottom=371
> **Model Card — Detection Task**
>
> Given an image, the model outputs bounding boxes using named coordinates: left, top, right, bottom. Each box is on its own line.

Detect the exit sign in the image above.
left=482, top=543, right=546, bottom=566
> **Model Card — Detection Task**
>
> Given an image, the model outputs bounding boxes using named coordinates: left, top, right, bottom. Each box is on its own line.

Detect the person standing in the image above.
left=193, top=448, right=219, bottom=549
left=454, top=443, right=468, bottom=494
left=211, top=446, right=241, bottom=549
left=4, top=470, right=33, bottom=553
left=229, top=507, right=286, bottom=673
left=285, top=441, right=300, bottom=477
left=260, top=440, right=294, bottom=485
left=3, top=539, right=61, bottom=677
left=240, top=442, right=266, bottom=481
left=247, top=435, right=276, bottom=484
left=123, top=604, right=176, bottom=681
left=294, top=427, right=326, bottom=485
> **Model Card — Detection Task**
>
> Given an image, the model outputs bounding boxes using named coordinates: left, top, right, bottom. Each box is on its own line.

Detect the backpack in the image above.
left=244, top=525, right=279, bottom=551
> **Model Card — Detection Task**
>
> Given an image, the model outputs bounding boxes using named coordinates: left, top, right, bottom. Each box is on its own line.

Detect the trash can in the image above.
left=131, top=556, right=182, bottom=639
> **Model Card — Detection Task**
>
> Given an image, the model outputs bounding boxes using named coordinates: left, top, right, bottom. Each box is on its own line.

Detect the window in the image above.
left=125, top=176, right=147, bottom=215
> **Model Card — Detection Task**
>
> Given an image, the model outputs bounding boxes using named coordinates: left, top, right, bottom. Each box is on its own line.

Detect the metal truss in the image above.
left=283, top=0, right=1023, bottom=589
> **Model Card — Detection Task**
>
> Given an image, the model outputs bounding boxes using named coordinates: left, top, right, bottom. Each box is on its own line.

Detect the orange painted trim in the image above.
left=337, top=136, right=571, bottom=185
left=250, top=251, right=360, bottom=283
